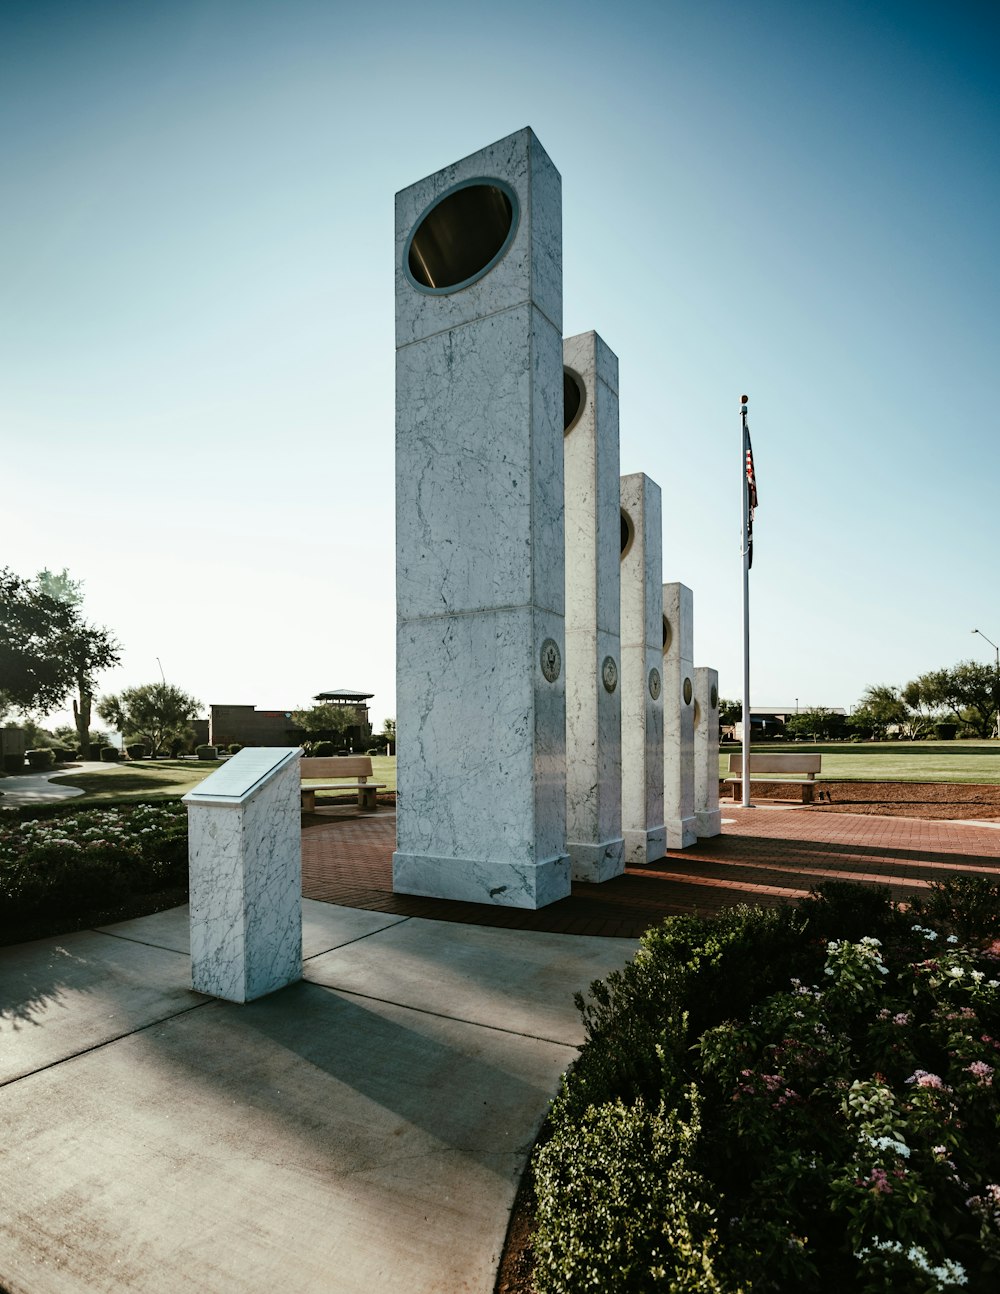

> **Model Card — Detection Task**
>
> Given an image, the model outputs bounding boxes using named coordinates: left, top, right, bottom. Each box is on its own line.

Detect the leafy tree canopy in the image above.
left=291, top=704, right=360, bottom=737
left=97, top=683, right=201, bottom=758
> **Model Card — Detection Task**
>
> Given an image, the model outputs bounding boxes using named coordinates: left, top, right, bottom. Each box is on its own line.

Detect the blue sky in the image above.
left=3, top=0, right=998, bottom=731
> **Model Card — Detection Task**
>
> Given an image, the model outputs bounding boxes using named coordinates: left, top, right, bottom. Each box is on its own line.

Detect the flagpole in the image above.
left=741, top=395, right=752, bottom=808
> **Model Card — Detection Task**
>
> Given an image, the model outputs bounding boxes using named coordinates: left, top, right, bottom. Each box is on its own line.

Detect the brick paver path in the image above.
left=301, top=807, right=1000, bottom=940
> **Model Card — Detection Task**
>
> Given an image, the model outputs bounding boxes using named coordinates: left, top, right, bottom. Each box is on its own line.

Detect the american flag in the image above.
left=745, top=430, right=758, bottom=567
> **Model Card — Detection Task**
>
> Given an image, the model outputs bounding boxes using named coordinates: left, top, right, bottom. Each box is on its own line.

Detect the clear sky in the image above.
left=3, top=0, right=998, bottom=733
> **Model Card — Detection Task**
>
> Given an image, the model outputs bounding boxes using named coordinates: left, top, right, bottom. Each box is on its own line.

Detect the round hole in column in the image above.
left=662, top=615, right=672, bottom=654
left=564, top=369, right=585, bottom=433
left=620, top=509, right=634, bottom=559
left=405, top=179, right=519, bottom=293
left=683, top=677, right=693, bottom=705
left=710, top=684, right=719, bottom=710
left=693, top=699, right=702, bottom=730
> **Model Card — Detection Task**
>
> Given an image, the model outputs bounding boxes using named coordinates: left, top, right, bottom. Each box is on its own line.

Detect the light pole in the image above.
left=972, top=629, right=1000, bottom=739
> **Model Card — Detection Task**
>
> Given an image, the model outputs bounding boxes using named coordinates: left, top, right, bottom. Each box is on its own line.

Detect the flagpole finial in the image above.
left=741, top=394, right=748, bottom=405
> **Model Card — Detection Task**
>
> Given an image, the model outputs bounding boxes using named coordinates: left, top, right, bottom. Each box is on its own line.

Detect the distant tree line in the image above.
left=721, top=660, right=1000, bottom=742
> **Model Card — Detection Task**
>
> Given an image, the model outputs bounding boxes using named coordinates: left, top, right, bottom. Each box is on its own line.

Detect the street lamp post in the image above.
left=972, top=629, right=1000, bottom=739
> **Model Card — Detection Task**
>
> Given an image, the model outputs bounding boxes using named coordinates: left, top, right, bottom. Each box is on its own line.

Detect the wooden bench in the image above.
left=724, top=753, right=823, bottom=803
left=300, top=756, right=387, bottom=812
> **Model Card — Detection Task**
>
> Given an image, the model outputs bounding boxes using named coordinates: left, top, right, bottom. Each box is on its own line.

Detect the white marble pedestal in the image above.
left=563, top=331, right=624, bottom=883
left=663, top=582, right=698, bottom=849
left=694, top=666, right=723, bottom=837
left=620, top=473, right=666, bottom=865
left=183, top=747, right=302, bottom=1002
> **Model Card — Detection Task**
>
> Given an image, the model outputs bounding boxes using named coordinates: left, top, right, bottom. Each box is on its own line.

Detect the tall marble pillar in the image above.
left=694, top=666, right=723, bottom=837
left=563, top=331, right=624, bottom=883
left=393, top=127, right=570, bottom=909
left=619, top=473, right=666, bottom=865
left=183, top=747, right=302, bottom=1003
left=662, top=582, right=698, bottom=849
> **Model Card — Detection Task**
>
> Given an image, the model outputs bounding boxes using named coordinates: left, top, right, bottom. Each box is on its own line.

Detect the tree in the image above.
left=847, top=685, right=909, bottom=741
left=915, top=663, right=1000, bottom=739
left=0, top=567, right=121, bottom=759
left=382, top=718, right=396, bottom=738
left=291, top=704, right=361, bottom=741
left=899, top=679, right=940, bottom=740
left=786, top=707, right=845, bottom=741
left=97, top=683, right=202, bottom=757
left=33, top=568, right=121, bottom=759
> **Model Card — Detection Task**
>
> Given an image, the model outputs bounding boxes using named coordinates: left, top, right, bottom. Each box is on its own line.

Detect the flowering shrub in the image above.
left=0, top=803, right=187, bottom=921
left=534, top=886, right=1000, bottom=1292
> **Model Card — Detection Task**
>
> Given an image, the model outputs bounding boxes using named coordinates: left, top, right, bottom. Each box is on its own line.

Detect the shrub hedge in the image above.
left=534, top=881, right=1000, bottom=1293
left=0, top=802, right=188, bottom=928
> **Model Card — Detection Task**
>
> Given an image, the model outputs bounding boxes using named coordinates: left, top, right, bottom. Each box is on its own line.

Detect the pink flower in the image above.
left=906, top=1069, right=950, bottom=1090
left=965, top=1061, right=994, bottom=1087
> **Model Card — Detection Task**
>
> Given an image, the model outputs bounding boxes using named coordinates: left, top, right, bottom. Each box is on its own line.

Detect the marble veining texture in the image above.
left=563, top=331, right=623, bottom=883
left=694, top=666, right=723, bottom=837
left=395, top=127, right=562, bottom=348
left=620, top=473, right=665, bottom=865
left=662, top=582, right=697, bottom=849
left=395, top=130, right=568, bottom=909
left=187, top=756, right=302, bottom=1002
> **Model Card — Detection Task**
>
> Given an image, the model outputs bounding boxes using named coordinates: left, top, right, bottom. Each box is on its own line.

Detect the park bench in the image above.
left=300, top=755, right=387, bottom=812
left=724, top=753, right=824, bottom=803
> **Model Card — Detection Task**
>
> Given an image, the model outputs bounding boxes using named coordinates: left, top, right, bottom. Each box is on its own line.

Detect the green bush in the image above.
left=2, top=754, right=24, bottom=774
left=533, top=887, right=1000, bottom=1292
left=26, top=748, right=55, bottom=771
left=228, top=743, right=242, bottom=755
left=195, top=745, right=217, bottom=761
left=935, top=722, right=959, bottom=740
left=49, top=746, right=73, bottom=763
left=0, top=803, right=188, bottom=923
left=126, top=743, right=147, bottom=760
left=534, top=1093, right=727, bottom=1293
left=312, top=740, right=336, bottom=758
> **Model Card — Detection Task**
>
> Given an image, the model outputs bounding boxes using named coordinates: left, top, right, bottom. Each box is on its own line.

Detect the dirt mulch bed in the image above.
left=731, top=781, right=1000, bottom=820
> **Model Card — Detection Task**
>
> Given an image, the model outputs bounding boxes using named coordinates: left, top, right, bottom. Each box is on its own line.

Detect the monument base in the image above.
left=666, top=815, right=699, bottom=850
left=567, top=836, right=625, bottom=884
left=392, top=851, right=571, bottom=910
left=623, top=826, right=666, bottom=866
left=695, top=809, right=723, bottom=838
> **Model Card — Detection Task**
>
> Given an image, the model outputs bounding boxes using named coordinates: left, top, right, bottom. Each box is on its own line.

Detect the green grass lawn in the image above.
left=719, top=739, right=1000, bottom=783
left=51, top=754, right=398, bottom=805
left=48, top=758, right=224, bottom=803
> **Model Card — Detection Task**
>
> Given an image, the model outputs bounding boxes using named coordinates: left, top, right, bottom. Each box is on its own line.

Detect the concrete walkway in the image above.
left=0, top=761, right=113, bottom=806
left=0, top=900, right=638, bottom=1294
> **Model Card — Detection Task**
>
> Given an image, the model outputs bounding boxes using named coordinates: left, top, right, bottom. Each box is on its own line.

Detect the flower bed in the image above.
left=0, top=802, right=187, bottom=928
left=533, top=881, right=1000, bottom=1292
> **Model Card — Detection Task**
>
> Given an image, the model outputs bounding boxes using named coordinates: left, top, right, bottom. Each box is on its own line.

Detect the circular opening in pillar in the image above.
left=693, top=699, right=702, bottom=730
left=563, top=369, right=585, bottom=434
left=620, top=509, right=634, bottom=559
left=404, top=179, right=519, bottom=294
left=662, top=615, right=672, bottom=654
left=683, top=677, right=693, bottom=705
left=710, top=684, right=719, bottom=710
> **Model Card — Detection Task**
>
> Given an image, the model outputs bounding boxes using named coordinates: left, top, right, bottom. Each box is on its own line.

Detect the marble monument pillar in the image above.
left=619, top=473, right=666, bottom=865
left=393, top=127, right=570, bottom=909
left=563, top=331, right=624, bottom=882
left=694, top=666, right=723, bottom=837
left=183, top=747, right=302, bottom=1003
left=662, top=582, right=698, bottom=849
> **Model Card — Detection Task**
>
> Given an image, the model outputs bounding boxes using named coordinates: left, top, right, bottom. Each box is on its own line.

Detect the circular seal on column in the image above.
left=648, top=667, right=661, bottom=701
left=540, top=639, right=561, bottom=683
left=710, top=683, right=719, bottom=710
left=601, top=656, right=618, bottom=693
left=683, top=677, right=693, bottom=705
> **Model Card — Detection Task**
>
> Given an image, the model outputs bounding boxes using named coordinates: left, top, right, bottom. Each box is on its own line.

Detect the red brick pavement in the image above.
left=300, top=807, right=1000, bottom=940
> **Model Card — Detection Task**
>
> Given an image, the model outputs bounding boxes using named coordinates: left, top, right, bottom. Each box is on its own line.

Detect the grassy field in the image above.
left=48, top=754, right=399, bottom=805
left=719, top=739, right=1000, bottom=783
